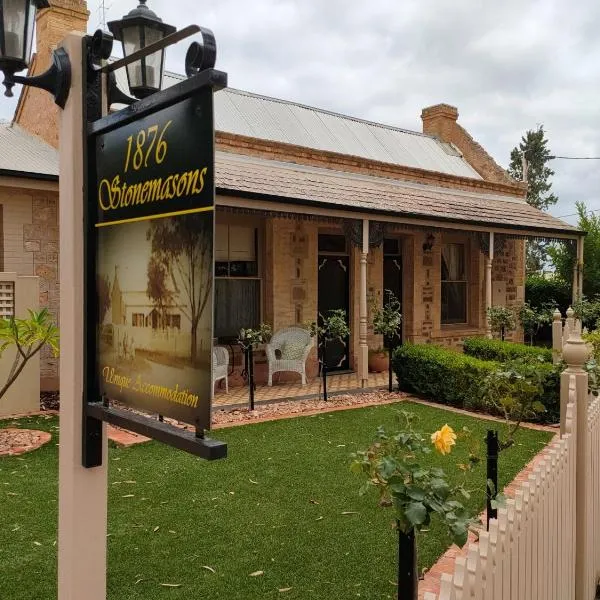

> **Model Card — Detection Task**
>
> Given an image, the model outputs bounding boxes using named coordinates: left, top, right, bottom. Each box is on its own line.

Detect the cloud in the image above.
left=4, top=0, right=599, bottom=226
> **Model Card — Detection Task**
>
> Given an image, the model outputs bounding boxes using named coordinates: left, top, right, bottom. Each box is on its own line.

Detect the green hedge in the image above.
left=392, top=343, right=559, bottom=421
left=526, top=274, right=571, bottom=313
left=463, top=337, right=553, bottom=363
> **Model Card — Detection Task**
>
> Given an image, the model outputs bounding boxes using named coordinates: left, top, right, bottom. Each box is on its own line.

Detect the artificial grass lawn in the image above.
left=0, top=402, right=552, bottom=600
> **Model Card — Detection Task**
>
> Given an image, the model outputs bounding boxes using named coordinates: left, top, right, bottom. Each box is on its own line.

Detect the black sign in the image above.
left=83, top=69, right=227, bottom=466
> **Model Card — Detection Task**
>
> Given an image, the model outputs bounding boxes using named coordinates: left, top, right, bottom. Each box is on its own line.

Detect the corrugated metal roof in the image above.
left=114, top=68, right=483, bottom=179
left=215, top=151, right=579, bottom=236
left=0, top=121, right=58, bottom=178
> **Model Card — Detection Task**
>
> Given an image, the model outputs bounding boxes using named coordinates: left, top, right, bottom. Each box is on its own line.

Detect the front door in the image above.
left=383, top=238, right=403, bottom=344
left=318, top=234, right=350, bottom=371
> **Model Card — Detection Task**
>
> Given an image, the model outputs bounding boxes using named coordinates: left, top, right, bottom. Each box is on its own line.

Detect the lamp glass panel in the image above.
left=2, top=0, right=27, bottom=60
left=143, top=26, right=163, bottom=90
left=24, top=0, right=35, bottom=64
left=122, top=25, right=143, bottom=90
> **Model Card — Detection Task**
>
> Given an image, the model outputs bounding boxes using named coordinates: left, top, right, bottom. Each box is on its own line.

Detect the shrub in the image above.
left=517, top=302, right=553, bottom=345
left=526, top=274, right=571, bottom=313
left=463, top=337, right=552, bottom=363
left=486, top=306, right=516, bottom=340
left=392, top=343, right=559, bottom=422
left=392, top=344, right=497, bottom=410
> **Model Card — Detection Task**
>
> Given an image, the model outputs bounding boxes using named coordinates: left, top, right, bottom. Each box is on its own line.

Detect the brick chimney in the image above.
left=421, top=103, right=522, bottom=188
left=14, top=0, right=89, bottom=148
left=421, top=104, right=459, bottom=143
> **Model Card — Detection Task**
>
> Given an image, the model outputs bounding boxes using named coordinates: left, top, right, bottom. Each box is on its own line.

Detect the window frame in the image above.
left=214, top=220, right=263, bottom=341
left=440, top=242, right=469, bottom=326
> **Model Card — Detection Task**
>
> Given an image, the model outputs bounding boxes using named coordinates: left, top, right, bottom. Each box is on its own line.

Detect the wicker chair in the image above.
left=212, top=346, right=229, bottom=393
left=266, top=327, right=313, bottom=386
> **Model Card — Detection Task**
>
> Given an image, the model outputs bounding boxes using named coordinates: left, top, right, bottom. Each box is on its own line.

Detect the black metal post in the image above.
left=397, top=524, right=417, bottom=600
left=501, top=326, right=505, bottom=342
left=486, top=429, right=499, bottom=530
left=322, top=342, right=328, bottom=402
left=247, top=345, right=255, bottom=411
left=388, top=339, right=395, bottom=393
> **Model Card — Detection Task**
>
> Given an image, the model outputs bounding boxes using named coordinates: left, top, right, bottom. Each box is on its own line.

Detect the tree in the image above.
left=548, top=201, right=600, bottom=298
left=508, top=125, right=558, bottom=272
left=146, top=256, right=175, bottom=330
left=146, top=214, right=212, bottom=363
left=0, top=309, right=59, bottom=401
left=97, top=274, right=111, bottom=324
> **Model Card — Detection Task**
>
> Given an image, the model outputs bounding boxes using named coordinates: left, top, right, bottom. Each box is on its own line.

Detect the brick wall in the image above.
left=421, top=104, right=526, bottom=190
left=266, top=217, right=319, bottom=377
left=491, top=238, right=526, bottom=342
left=14, top=0, right=89, bottom=148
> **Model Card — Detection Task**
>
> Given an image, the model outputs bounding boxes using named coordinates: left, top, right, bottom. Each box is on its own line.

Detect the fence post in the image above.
left=562, top=327, right=590, bottom=600
left=552, top=308, right=563, bottom=365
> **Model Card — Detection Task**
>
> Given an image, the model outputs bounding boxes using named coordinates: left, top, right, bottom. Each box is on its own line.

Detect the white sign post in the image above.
left=57, top=32, right=108, bottom=600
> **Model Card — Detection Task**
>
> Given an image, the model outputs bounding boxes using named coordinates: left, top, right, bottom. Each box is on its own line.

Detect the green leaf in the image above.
left=430, top=478, right=450, bottom=499
left=406, top=486, right=426, bottom=501
left=404, top=502, right=427, bottom=526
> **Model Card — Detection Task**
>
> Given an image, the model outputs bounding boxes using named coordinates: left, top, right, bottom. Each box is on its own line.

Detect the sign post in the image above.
left=58, top=32, right=108, bottom=600
left=55, top=24, right=227, bottom=600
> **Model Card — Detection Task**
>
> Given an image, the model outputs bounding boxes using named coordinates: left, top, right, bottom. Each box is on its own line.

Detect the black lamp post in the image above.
left=108, top=0, right=176, bottom=100
left=0, top=0, right=71, bottom=106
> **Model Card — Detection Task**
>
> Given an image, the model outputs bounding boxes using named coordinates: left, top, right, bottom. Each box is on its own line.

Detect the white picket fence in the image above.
left=424, top=310, right=600, bottom=600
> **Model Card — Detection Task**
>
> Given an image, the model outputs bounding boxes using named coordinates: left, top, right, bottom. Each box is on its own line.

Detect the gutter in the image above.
left=0, top=168, right=58, bottom=182
left=216, top=186, right=585, bottom=239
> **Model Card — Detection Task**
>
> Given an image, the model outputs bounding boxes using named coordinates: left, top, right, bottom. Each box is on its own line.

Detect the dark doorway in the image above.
left=383, top=238, right=403, bottom=343
left=318, top=234, right=350, bottom=371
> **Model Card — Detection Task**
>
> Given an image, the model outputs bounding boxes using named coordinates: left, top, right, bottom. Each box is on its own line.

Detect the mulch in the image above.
left=0, top=428, right=52, bottom=457
left=40, top=391, right=60, bottom=412
left=211, top=390, right=407, bottom=427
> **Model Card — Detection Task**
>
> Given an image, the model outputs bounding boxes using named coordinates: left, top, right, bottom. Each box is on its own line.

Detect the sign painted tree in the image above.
left=146, top=212, right=212, bottom=363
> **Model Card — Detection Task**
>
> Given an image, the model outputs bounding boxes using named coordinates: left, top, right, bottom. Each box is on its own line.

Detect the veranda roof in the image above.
left=215, top=151, right=580, bottom=238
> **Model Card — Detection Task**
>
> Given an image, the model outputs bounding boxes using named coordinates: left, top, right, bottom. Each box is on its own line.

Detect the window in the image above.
left=441, top=243, right=467, bottom=324
left=318, top=234, right=347, bottom=254
left=214, top=224, right=261, bottom=339
left=132, top=313, right=145, bottom=327
left=165, top=314, right=181, bottom=329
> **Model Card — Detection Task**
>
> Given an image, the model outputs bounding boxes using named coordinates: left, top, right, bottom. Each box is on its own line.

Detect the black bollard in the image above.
left=486, top=429, right=499, bottom=530
left=397, top=525, right=417, bottom=600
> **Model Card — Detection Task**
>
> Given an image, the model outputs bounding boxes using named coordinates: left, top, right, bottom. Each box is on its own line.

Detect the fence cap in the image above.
left=563, top=329, right=590, bottom=367
left=566, top=306, right=575, bottom=318
left=553, top=308, right=561, bottom=321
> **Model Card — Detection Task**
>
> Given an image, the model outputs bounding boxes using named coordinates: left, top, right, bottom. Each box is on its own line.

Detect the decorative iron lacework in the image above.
left=217, top=206, right=580, bottom=245
left=342, top=220, right=386, bottom=248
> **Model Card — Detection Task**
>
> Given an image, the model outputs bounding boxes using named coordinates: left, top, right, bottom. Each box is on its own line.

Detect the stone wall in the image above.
left=0, top=186, right=59, bottom=389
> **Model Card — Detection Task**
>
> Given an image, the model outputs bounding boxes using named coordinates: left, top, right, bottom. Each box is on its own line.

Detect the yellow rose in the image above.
left=431, top=424, right=457, bottom=455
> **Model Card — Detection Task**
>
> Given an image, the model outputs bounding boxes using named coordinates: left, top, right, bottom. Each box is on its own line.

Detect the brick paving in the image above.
left=213, top=371, right=389, bottom=408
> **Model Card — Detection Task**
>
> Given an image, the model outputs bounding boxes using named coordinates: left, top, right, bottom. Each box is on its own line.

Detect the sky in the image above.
left=4, top=0, right=600, bottom=226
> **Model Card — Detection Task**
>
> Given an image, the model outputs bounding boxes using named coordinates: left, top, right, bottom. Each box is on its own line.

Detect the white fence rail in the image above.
left=424, top=309, right=600, bottom=600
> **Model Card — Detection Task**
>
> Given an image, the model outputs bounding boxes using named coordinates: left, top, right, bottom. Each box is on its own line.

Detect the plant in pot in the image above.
left=237, top=323, right=272, bottom=410
left=486, top=305, right=515, bottom=341
left=370, top=289, right=402, bottom=392
left=368, top=346, right=389, bottom=373
left=309, top=309, right=350, bottom=401
left=351, top=412, right=476, bottom=600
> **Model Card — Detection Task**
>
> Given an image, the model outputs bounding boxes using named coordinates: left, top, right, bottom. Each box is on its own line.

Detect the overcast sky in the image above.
left=5, top=0, right=600, bottom=225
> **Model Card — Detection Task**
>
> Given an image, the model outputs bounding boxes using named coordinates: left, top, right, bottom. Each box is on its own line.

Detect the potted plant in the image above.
left=237, top=323, right=272, bottom=410
left=370, top=289, right=402, bottom=392
left=310, top=309, right=350, bottom=401
left=368, top=346, right=389, bottom=373
left=351, top=412, right=476, bottom=600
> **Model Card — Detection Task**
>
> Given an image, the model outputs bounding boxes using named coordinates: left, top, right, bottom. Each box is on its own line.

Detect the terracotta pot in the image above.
left=368, top=352, right=389, bottom=373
